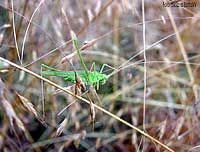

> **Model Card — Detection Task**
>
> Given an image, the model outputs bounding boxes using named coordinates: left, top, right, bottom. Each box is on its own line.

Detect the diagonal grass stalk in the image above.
left=0, top=57, right=175, bottom=152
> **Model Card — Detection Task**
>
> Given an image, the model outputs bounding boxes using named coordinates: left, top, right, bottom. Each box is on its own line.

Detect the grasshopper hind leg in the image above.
left=74, top=71, right=86, bottom=95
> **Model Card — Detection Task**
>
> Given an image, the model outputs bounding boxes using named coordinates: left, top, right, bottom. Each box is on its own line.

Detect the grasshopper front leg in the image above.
left=100, top=63, right=117, bottom=73
left=89, top=62, right=101, bottom=90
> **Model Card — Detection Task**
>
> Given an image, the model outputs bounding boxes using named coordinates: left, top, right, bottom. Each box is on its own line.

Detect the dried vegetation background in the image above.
left=0, top=0, right=200, bottom=151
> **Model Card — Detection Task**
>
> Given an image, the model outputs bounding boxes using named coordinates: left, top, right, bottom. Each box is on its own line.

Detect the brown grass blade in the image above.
left=0, top=57, right=175, bottom=152
left=0, top=96, right=25, bottom=132
left=16, top=92, right=39, bottom=118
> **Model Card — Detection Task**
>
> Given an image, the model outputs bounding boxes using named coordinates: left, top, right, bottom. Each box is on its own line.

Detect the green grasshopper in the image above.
left=41, top=31, right=113, bottom=127
left=41, top=31, right=110, bottom=93
left=41, top=31, right=115, bottom=127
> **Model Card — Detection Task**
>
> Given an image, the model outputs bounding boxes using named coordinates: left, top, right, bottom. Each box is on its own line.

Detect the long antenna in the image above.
left=71, top=31, right=89, bottom=76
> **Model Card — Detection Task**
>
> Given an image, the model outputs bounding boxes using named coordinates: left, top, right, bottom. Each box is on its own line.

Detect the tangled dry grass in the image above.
left=0, top=0, right=200, bottom=151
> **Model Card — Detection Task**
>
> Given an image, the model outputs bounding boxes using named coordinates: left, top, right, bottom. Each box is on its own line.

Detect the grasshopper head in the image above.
left=98, top=73, right=108, bottom=85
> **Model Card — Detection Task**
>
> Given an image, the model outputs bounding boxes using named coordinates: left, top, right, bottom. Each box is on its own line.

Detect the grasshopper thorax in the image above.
left=87, top=72, right=108, bottom=86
